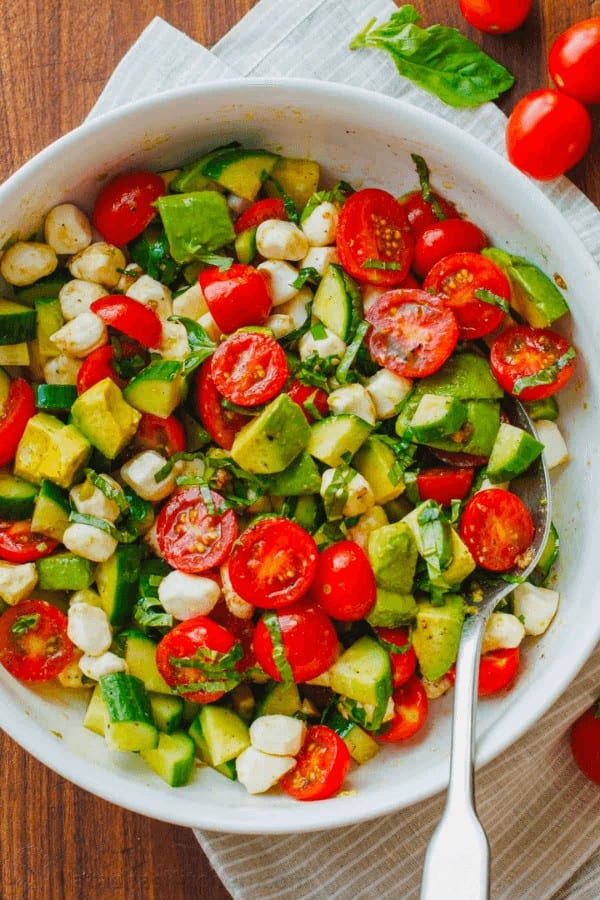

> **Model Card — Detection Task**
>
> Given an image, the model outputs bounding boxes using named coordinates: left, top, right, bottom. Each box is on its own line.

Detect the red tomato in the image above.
left=287, top=380, right=329, bottom=423
left=549, top=18, right=600, bottom=106
left=412, top=219, right=489, bottom=279
left=199, top=264, right=272, bottom=334
left=234, top=198, right=288, bottom=234
left=0, top=379, right=35, bottom=468
left=365, top=289, right=459, bottom=378
left=423, top=252, right=508, bottom=340
left=458, top=0, right=532, bottom=33
left=376, top=675, right=429, bottom=742
left=134, top=413, right=186, bottom=456
left=336, top=188, right=415, bottom=286
left=490, top=325, right=576, bottom=401
left=210, top=331, right=289, bottom=407
left=156, top=488, right=238, bottom=575
left=156, top=615, right=241, bottom=703
left=92, top=171, right=165, bottom=245
left=429, top=448, right=490, bottom=468
left=310, top=541, right=376, bottom=621
left=0, top=522, right=57, bottom=563
left=398, top=190, right=460, bottom=239
left=416, top=467, right=475, bottom=506
left=506, top=89, right=592, bottom=181
left=374, top=627, right=417, bottom=689
left=91, top=296, right=162, bottom=348
left=76, top=340, right=145, bottom=394
left=0, top=599, right=74, bottom=682
left=281, top=725, right=351, bottom=801
left=570, top=702, right=600, bottom=785
left=252, top=599, right=339, bottom=684
left=228, top=518, right=318, bottom=609
left=211, top=599, right=257, bottom=675
left=459, top=489, right=535, bottom=572
left=478, top=647, right=520, bottom=695
left=195, top=360, right=247, bottom=451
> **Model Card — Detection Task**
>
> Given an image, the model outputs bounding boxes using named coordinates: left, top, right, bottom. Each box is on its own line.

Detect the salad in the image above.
left=0, top=144, right=574, bottom=800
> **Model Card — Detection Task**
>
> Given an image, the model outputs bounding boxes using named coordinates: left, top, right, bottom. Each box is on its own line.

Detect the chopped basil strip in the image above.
left=195, top=252, right=234, bottom=272
left=417, top=500, right=453, bottom=577
left=262, top=611, right=295, bottom=684
left=473, top=288, right=510, bottom=313
left=323, top=463, right=356, bottom=521
left=303, top=391, right=325, bottom=421
left=411, top=153, right=447, bottom=221
left=512, top=347, right=576, bottom=396
left=153, top=450, right=205, bottom=483
left=311, top=321, right=328, bottom=341
left=11, top=613, right=40, bottom=636
left=291, top=266, right=321, bottom=290
left=362, top=258, right=403, bottom=271
left=375, top=632, right=413, bottom=656
left=300, top=181, right=354, bottom=223
left=84, top=468, right=129, bottom=512
left=68, top=511, right=138, bottom=544
left=266, top=175, right=300, bottom=224
left=336, top=320, right=369, bottom=383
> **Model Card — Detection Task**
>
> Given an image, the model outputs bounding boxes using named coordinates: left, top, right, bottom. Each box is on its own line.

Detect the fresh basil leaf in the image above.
left=266, top=175, right=300, bottom=224
left=300, top=181, right=354, bottom=223
left=311, top=321, right=328, bottom=341
left=512, top=347, right=576, bottom=396
left=336, top=320, right=369, bottom=383
left=68, top=511, right=138, bottom=544
left=195, top=252, right=234, bottom=272
left=129, top=228, right=180, bottom=285
left=84, top=468, right=129, bottom=512
left=11, top=613, right=40, bottom=636
left=262, top=612, right=295, bottom=684
left=169, top=315, right=216, bottom=352
left=350, top=6, right=515, bottom=108
left=323, top=464, right=356, bottom=521
left=292, top=267, right=321, bottom=290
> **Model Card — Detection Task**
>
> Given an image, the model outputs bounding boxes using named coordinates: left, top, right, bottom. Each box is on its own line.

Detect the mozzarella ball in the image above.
left=481, top=612, right=525, bottom=655
left=328, top=384, right=376, bottom=425
left=70, top=478, right=122, bottom=523
left=79, top=651, right=128, bottom=681
left=256, top=220, right=309, bottom=261
left=44, top=203, right=93, bottom=255
left=67, top=603, right=112, bottom=656
left=249, top=715, right=306, bottom=756
left=257, top=260, right=298, bottom=306
left=235, top=746, right=296, bottom=795
left=126, top=274, right=172, bottom=320
left=68, top=241, right=126, bottom=287
left=120, top=450, right=176, bottom=502
left=62, top=523, right=118, bottom=562
left=0, top=241, right=57, bottom=286
left=50, top=312, right=108, bottom=358
left=59, top=279, right=108, bottom=320
left=301, top=201, right=338, bottom=246
left=158, top=570, right=221, bottom=620
left=43, top=354, right=82, bottom=386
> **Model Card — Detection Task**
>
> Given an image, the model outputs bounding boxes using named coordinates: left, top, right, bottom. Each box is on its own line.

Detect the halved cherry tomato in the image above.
left=570, top=700, right=600, bottom=784
left=459, top=489, right=535, bottom=572
left=310, top=540, right=376, bottom=621
left=156, top=488, right=238, bottom=575
left=336, top=188, right=415, bottom=286
left=0, top=522, right=57, bottom=563
left=447, top=645, right=521, bottom=695
left=374, top=627, right=417, bottom=689
left=506, top=89, right=592, bottom=181
left=0, top=600, right=74, bottom=682
left=549, top=18, right=600, bottom=106
left=287, top=380, right=329, bottom=423
left=0, top=379, right=35, bottom=468
left=416, top=467, right=475, bottom=506
left=211, top=599, right=257, bottom=675
left=234, top=197, right=288, bottom=234
left=92, top=171, right=165, bottom=245
left=253, top=599, right=339, bottom=684
left=228, top=518, right=318, bottom=609
left=398, top=189, right=459, bottom=239
left=195, top=360, right=247, bottom=451
left=366, top=289, right=459, bottom=378
left=412, top=219, right=489, bottom=279
left=91, top=296, right=162, bottom=348
left=199, top=264, right=272, bottom=334
left=210, top=331, right=289, bottom=407
left=76, top=340, right=146, bottom=394
left=281, top=724, right=351, bottom=801
left=458, top=0, right=532, bottom=34
left=134, top=413, right=186, bottom=456
left=156, top=615, right=241, bottom=704
left=490, top=325, right=576, bottom=401
left=376, top=675, right=429, bottom=742
left=423, top=252, right=508, bottom=340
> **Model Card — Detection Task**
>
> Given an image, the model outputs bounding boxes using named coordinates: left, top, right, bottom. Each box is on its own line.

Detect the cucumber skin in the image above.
left=0, top=472, right=38, bottom=519
left=100, top=672, right=158, bottom=752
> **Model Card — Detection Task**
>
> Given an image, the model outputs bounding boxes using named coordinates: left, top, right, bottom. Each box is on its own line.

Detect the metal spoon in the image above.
left=420, top=401, right=552, bottom=900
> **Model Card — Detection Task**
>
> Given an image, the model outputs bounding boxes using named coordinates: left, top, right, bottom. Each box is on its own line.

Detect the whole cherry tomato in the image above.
left=459, top=0, right=532, bottom=34
left=549, top=18, right=600, bottom=106
left=252, top=599, right=339, bottom=683
left=310, top=540, right=376, bottom=621
left=506, top=89, right=592, bottom=181
left=234, top=198, right=288, bottom=234
left=92, top=171, right=165, bottom=245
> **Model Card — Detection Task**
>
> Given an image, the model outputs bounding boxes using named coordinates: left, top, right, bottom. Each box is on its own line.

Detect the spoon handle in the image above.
left=420, top=613, right=490, bottom=900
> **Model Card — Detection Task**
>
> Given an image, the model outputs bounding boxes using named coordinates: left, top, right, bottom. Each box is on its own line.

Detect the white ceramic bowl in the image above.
left=1, top=79, right=599, bottom=834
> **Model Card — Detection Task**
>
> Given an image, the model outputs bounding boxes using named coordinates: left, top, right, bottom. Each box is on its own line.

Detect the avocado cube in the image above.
left=264, top=157, right=321, bottom=211
left=367, top=521, right=418, bottom=593
left=15, top=413, right=91, bottom=489
left=266, top=451, right=322, bottom=496
left=423, top=400, right=501, bottom=457
left=329, top=636, right=392, bottom=709
left=402, top=503, right=476, bottom=589
left=72, top=377, right=141, bottom=460
left=231, top=394, right=311, bottom=474
left=412, top=594, right=465, bottom=681
left=156, top=191, right=235, bottom=264
left=486, top=422, right=544, bottom=483
left=366, top=588, right=418, bottom=628
left=409, top=394, right=468, bottom=443
left=353, top=437, right=406, bottom=504
left=482, top=248, right=569, bottom=328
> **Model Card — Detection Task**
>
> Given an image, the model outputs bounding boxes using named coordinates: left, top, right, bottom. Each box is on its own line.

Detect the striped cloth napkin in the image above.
left=89, top=1, right=600, bottom=896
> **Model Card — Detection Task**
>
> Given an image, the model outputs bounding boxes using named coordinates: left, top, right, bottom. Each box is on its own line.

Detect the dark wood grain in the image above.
left=0, top=2, right=598, bottom=898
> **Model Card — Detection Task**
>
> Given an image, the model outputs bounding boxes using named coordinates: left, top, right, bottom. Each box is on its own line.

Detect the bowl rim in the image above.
left=1, top=76, right=599, bottom=833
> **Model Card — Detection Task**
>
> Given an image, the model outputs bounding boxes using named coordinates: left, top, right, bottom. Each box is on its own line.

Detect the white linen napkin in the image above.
left=88, top=2, right=600, bottom=897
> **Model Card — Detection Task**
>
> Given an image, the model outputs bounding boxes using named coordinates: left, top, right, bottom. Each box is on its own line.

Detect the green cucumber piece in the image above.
left=35, top=297, right=64, bottom=358
left=264, top=156, right=321, bottom=211
left=123, top=360, right=183, bottom=418
left=36, top=552, right=94, bottom=591
left=312, top=263, right=361, bottom=340
left=0, top=470, right=38, bottom=519
left=100, top=672, right=158, bottom=752
left=256, top=682, right=301, bottom=717
left=234, top=227, right=257, bottom=265
left=324, top=708, right=381, bottom=764
left=14, top=268, right=70, bottom=306
left=170, top=143, right=239, bottom=193
left=140, top=731, right=195, bottom=787
left=30, top=479, right=70, bottom=541
left=118, top=629, right=172, bottom=694
left=531, top=521, right=559, bottom=586
left=83, top=683, right=107, bottom=736
left=307, top=414, right=372, bottom=467
left=188, top=705, right=250, bottom=767
left=202, top=148, right=280, bottom=201
left=214, top=758, right=237, bottom=780
left=329, top=636, right=392, bottom=710
left=0, top=299, right=37, bottom=344
left=35, top=383, right=77, bottom=411
left=96, top=545, right=143, bottom=626
left=486, top=422, right=544, bottom=483
left=0, top=368, right=10, bottom=409
left=148, top=693, right=185, bottom=733
left=408, top=394, right=468, bottom=443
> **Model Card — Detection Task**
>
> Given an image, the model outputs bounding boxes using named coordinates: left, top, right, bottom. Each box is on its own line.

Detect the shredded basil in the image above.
left=195, top=252, right=234, bottom=272
left=411, top=153, right=447, bottom=221
left=323, top=463, right=356, bottom=521
left=68, top=511, right=138, bottom=544
left=375, top=631, right=413, bottom=656
left=84, top=468, right=129, bottom=512
left=265, top=175, right=299, bottom=224
left=262, top=612, right=294, bottom=684
left=474, top=288, right=510, bottom=313
left=300, top=181, right=354, bottom=223
left=291, top=266, right=321, bottom=290
left=336, top=320, right=369, bottom=383
left=512, top=347, right=576, bottom=396
left=169, top=315, right=217, bottom=376
left=417, top=500, right=453, bottom=578
left=110, top=335, right=147, bottom=380
left=362, top=258, right=403, bottom=271
left=311, top=321, right=328, bottom=341
left=303, top=391, right=325, bottom=421
left=153, top=450, right=206, bottom=483
left=10, top=613, right=40, bottom=636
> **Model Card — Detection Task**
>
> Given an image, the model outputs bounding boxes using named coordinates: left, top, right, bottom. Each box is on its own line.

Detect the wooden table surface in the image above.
left=0, top=2, right=598, bottom=898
